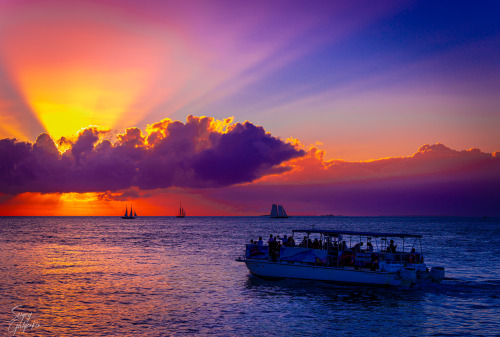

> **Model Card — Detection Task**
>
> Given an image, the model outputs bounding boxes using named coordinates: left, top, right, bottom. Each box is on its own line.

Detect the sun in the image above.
left=0, top=0, right=179, bottom=140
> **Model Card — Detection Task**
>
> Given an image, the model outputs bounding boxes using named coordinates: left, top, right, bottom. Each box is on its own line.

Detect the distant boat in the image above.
left=122, top=205, right=136, bottom=219
left=270, top=204, right=288, bottom=218
left=176, top=203, right=186, bottom=218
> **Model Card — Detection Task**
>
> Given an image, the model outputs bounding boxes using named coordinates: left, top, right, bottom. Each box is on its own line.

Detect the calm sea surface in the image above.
left=0, top=216, right=499, bottom=336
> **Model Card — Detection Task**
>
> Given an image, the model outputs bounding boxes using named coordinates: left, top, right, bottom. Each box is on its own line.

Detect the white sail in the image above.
left=270, top=204, right=278, bottom=217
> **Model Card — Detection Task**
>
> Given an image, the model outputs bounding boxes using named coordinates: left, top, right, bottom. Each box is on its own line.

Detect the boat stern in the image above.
left=430, top=266, right=445, bottom=283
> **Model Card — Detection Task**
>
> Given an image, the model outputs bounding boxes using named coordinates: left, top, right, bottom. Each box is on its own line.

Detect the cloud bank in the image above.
left=261, top=143, right=500, bottom=185
left=203, top=143, right=500, bottom=216
left=1, top=114, right=499, bottom=216
left=0, top=116, right=304, bottom=194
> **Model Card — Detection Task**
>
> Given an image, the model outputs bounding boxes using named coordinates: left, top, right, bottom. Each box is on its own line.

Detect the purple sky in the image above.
left=0, top=0, right=499, bottom=215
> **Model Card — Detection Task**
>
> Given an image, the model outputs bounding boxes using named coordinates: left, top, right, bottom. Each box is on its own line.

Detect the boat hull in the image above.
left=238, top=259, right=439, bottom=287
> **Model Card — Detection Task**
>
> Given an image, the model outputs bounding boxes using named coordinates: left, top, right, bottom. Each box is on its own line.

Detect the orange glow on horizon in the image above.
left=0, top=191, right=238, bottom=216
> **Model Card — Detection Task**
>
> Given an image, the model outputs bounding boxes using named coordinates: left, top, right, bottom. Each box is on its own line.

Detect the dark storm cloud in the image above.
left=0, top=116, right=304, bottom=194
left=192, top=122, right=299, bottom=185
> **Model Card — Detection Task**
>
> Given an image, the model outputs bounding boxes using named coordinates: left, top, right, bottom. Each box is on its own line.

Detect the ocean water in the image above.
left=0, top=216, right=499, bottom=336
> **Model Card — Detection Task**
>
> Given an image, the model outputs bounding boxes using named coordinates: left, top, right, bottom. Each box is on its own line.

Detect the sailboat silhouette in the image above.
left=121, top=205, right=137, bottom=219
left=176, top=203, right=186, bottom=218
left=270, top=204, right=288, bottom=218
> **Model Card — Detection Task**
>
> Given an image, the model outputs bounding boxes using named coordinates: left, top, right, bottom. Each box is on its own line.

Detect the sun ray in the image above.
left=0, top=1, right=180, bottom=140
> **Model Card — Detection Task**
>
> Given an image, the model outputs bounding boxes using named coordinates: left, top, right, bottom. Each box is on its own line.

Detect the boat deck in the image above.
left=243, top=244, right=425, bottom=272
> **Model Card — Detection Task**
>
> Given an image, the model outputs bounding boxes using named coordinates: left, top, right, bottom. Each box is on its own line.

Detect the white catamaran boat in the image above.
left=237, top=229, right=445, bottom=287
left=270, top=204, right=288, bottom=218
left=121, top=205, right=137, bottom=219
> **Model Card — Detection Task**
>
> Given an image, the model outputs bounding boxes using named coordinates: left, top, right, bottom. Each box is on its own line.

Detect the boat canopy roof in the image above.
left=292, top=229, right=422, bottom=238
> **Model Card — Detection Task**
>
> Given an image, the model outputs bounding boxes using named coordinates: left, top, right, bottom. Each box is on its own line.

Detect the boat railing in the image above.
left=245, top=244, right=269, bottom=260
left=244, top=244, right=423, bottom=266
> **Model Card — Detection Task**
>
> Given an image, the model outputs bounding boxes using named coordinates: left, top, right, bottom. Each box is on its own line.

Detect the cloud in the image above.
left=2, top=115, right=498, bottom=216
left=191, top=122, right=301, bottom=186
left=0, top=116, right=304, bottom=194
left=259, top=142, right=499, bottom=185
left=97, top=190, right=142, bottom=202
left=203, top=143, right=500, bottom=216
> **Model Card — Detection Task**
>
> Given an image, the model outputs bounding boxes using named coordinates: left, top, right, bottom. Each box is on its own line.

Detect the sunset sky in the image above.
left=1, top=0, right=499, bottom=216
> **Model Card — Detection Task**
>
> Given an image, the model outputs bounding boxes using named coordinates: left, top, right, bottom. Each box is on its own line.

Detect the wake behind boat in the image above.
left=237, top=228, right=445, bottom=287
left=121, top=205, right=137, bottom=219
